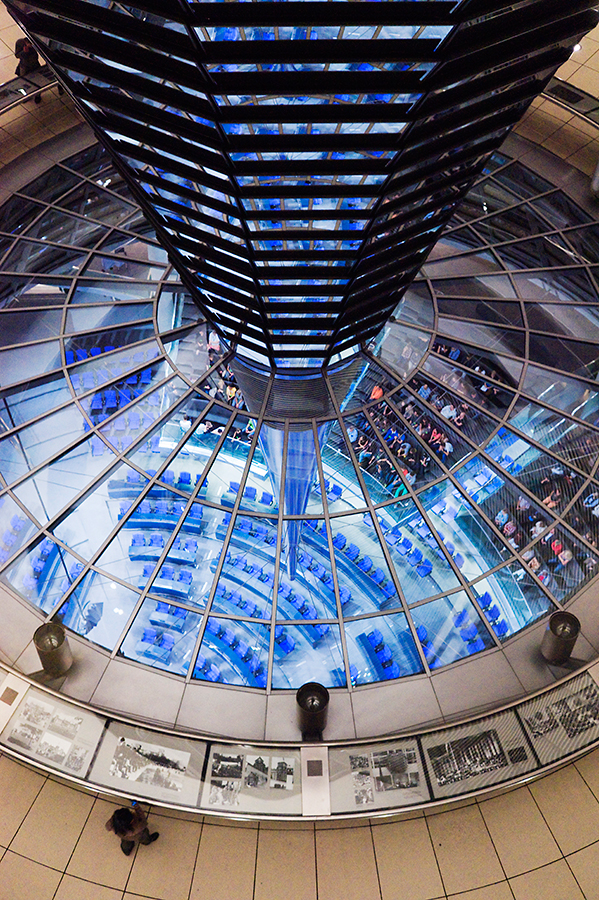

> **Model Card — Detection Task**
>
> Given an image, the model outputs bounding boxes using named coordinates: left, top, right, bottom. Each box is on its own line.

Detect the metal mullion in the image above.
left=83, top=84, right=220, bottom=150
left=58, top=48, right=215, bottom=120
left=33, top=0, right=193, bottom=57
left=99, top=111, right=226, bottom=173
left=30, top=14, right=209, bottom=91
left=152, top=197, right=244, bottom=241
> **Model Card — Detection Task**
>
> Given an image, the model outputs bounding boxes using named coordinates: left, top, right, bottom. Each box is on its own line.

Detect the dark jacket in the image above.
left=15, top=38, right=40, bottom=77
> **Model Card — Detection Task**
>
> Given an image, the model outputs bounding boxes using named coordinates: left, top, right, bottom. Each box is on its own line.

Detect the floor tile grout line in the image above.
left=251, top=821, right=261, bottom=900
left=423, top=807, right=448, bottom=900
left=474, top=796, right=518, bottom=899
left=367, top=819, right=384, bottom=900
left=4, top=761, right=49, bottom=854
left=185, top=811, right=204, bottom=900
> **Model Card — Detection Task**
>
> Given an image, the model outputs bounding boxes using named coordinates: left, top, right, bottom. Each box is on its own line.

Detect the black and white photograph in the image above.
left=64, top=744, right=89, bottom=774
left=270, top=757, right=294, bottom=790
left=244, top=755, right=269, bottom=789
left=36, top=732, right=71, bottom=765
left=519, top=675, right=599, bottom=765
left=209, top=778, right=241, bottom=807
left=211, top=753, right=244, bottom=780
left=353, top=772, right=374, bottom=806
left=349, top=754, right=369, bottom=771
left=20, top=697, right=53, bottom=730
left=7, top=721, right=43, bottom=751
left=329, top=741, right=429, bottom=813
left=522, top=707, right=559, bottom=738
left=427, top=730, right=508, bottom=787
left=109, top=736, right=189, bottom=792
left=552, top=686, right=599, bottom=739
left=371, top=747, right=420, bottom=791
left=47, top=712, right=83, bottom=741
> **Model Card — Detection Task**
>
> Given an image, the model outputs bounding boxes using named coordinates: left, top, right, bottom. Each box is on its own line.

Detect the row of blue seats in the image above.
left=365, top=629, right=401, bottom=680
left=110, top=468, right=203, bottom=496
left=129, top=533, right=198, bottom=564
left=227, top=482, right=274, bottom=506
left=314, top=479, right=343, bottom=503
left=217, top=549, right=332, bottom=642
left=118, top=498, right=203, bottom=533
left=214, top=582, right=270, bottom=620
left=388, top=520, right=464, bottom=572
left=136, top=627, right=176, bottom=662
left=304, top=520, right=398, bottom=602
left=20, top=537, right=59, bottom=593
left=200, top=617, right=267, bottom=686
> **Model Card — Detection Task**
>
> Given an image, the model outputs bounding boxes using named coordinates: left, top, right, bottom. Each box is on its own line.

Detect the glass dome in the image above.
left=0, top=142, right=598, bottom=693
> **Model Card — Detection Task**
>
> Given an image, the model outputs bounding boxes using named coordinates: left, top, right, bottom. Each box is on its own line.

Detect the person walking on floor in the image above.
left=14, top=37, right=42, bottom=103
left=105, top=805, right=159, bottom=856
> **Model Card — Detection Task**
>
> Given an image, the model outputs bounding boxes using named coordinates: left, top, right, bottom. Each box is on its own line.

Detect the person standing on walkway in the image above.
left=14, top=37, right=42, bottom=103
left=105, top=805, right=159, bottom=856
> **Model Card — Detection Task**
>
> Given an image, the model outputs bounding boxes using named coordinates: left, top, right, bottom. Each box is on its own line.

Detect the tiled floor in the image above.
left=1, top=750, right=599, bottom=900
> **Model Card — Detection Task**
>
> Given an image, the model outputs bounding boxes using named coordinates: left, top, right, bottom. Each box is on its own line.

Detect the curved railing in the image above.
left=0, top=64, right=60, bottom=111
left=1, top=656, right=599, bottom=821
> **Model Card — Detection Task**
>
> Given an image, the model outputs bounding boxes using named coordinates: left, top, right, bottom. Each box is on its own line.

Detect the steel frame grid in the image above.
left=4, top=0, right=599, bottom=370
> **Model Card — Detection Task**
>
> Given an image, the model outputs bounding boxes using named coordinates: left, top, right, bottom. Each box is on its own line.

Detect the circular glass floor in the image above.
left=0, top=141, right=598, bottom=693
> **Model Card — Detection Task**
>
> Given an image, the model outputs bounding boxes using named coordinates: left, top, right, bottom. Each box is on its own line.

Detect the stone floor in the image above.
left=1, top=749, right=599, bottom=900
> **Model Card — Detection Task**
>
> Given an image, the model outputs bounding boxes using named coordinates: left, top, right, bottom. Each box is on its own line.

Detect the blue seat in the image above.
left=367, top=629, right=384, bottom=651
left=162, top=470, right=175, bottom=485
left=237, top=517, right=251, bottom=533
left=333, top=533, right=346, bottom=550
left=278, top=635, right=295, bottom=655
left=416, top=624, right=428, bottom=642
left=204, top=663, right=221, bottom=682
left=327, top=483, right=342, bottom=501
left=357, top=555, right=373, bottom=574
left=478, top=590, right=493, bottom=610
left=312, top=623, right=330, bottom=640
left=371, top=567, right=385, bottom=585
left=345, top=543, right=360, bottom=561
left=229, top=481, right=240, bottom=494
left=234, top=640, right=253, bottom=662
left=178, top=472, right=191, bottom=487
left=396, top=537, right=412, bottom=556
left=382, top=582, right=397, bottom=599
left=149, top=533, right=164, bottom=547
left=311, top=563, right=326, bottom=579
left=453, top=609, right=469, bottom=628
left=178, top=569, right=193, bottom=585
left=493, top=619, right=509, bottom=638
left=222, top=628, right=237, bottom=647
left=243, top=601, right=257, bottom=617
left=407, top=547, right=423, bottom=567
left=486, top=604, right=501, bottom=623
left=244, top=486, right=257, bottom=501
left=261, top=491, right=273, bottom=505
left=467, top=637, right=486, bottom=653
left=339, top=586, right=351, bottom=605
left=160, top=565, right=175, bottom=580
left=376, top=645, right=392, bottom=664
left=278, top=582, right=292, bottom=599
left=453, top=552, right=465, bottom=569
left=383, top=661, right=401, bottom=679
left=302, top=604, right=317, bottom=620
left=206, top=618, right=221, bottom=636
left=385, top=531, right=401, bottom=546
left=460, top=623, right=479, bottom=643
left=416, top=559, right=433, bottom=577
left=131, top=533, right=145, bottom=547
